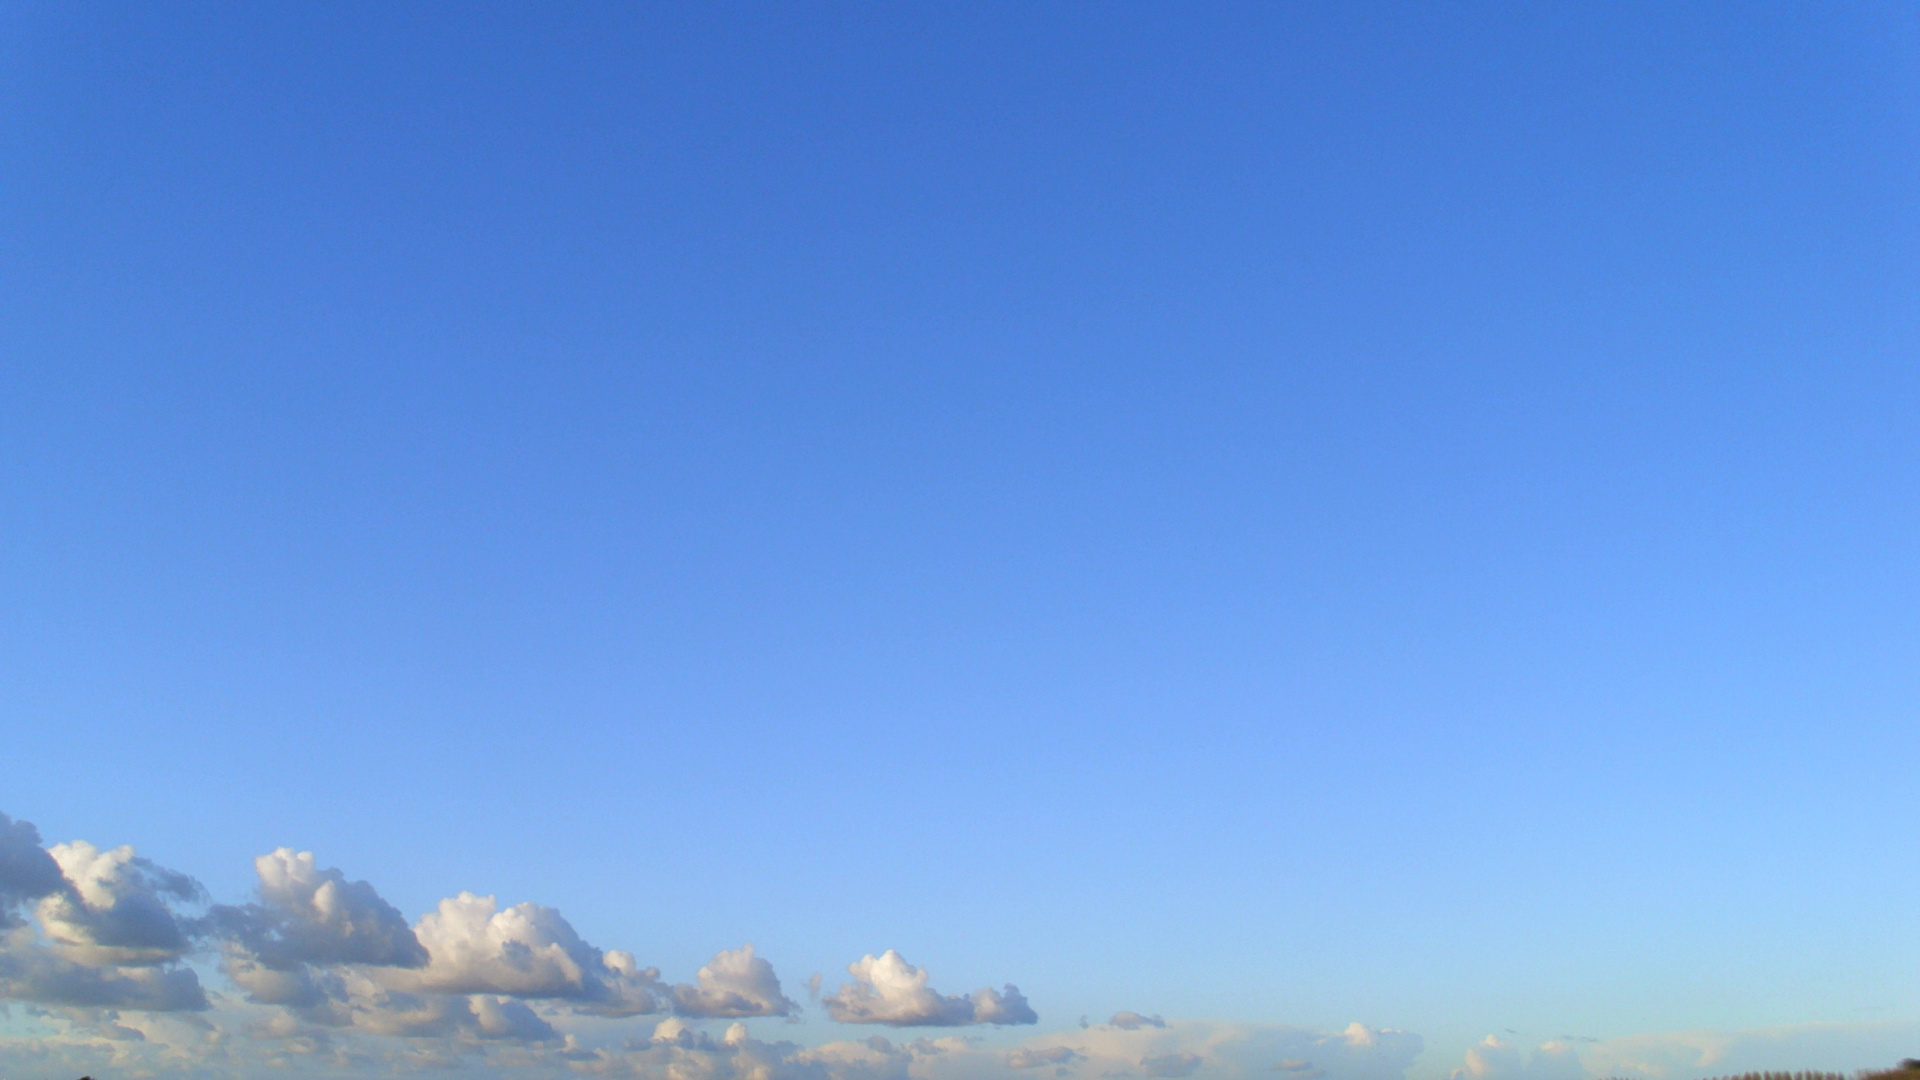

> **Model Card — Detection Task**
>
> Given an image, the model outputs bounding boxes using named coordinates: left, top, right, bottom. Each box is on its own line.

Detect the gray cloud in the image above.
left=1111, top=1012, right=1168, bottom=1030
left=0, top=813, right=65, bottom=925
left=0, top=927, right=207, bottom=1011
left=1011, top=1046, right=1083, bottom=1068
left=824, top=950, right=1037, bottom=1027
left=1143, top=1051, right=1205, bottom=1077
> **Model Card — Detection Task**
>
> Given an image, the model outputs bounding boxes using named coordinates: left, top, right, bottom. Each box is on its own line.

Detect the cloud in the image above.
left=1010, top=1046, right=1082, bottom=1069
left=0, top=926, right=208, bottom=1011
left=208, top=848, right=428, bottom=970
left=824, top=950, right=1038, bottom=1027
left=35, top=841, right=202, bottom=967
left=1452, top=1037, right=1585, bottom=1080
left=670, top=943, right=796, bottom=1018
left=0, top=813, right=65, bottom=925
left=0, top=805, right=1464, bottom=1080
left=1046, top=1020, right=1420, bottom=1080
left=1143, top=1051, right=1206, bottom=1077
left=0, top=819, right=210, bottom=1014
left=389, top=891, right=664, bottom=1016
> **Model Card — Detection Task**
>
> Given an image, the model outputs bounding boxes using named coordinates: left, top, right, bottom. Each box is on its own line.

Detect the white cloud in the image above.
left=35, top=841, right=201, bottom=967
left=670, top=943, right=796, bottom=1018
left=210, top=848, right=428, bottom=970
left=0, top=820, right=209, bottom=1015
left=1111, top=1011, right=1169, bottom=1030
left=824, top=950, right=1038, bottom=1027
left=1451, top=1037, right=1585, bottom=1080
left=389, top=891, right=664, bottom=1016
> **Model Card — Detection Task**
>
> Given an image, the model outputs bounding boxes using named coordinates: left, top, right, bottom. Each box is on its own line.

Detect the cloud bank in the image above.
left=0, top=810, right=1046, bottom=1078
left=4, top=809, right=1916, bottom=1080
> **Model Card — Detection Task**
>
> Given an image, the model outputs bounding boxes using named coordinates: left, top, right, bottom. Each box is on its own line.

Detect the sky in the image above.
left=2, top=2, right=1919, bottom=1079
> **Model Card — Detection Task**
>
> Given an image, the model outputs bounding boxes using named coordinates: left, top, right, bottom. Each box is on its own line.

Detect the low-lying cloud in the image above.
left=0, top=809, right=1045, bottom=1077
left=6, top=808, right=1914, bottom=1080
left=824, top=950, right=1037, bottom=1027
left=209, top=848, right=429, bottom=971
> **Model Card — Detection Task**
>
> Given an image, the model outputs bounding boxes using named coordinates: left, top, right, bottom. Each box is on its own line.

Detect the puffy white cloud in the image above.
left=35, top=841, right=202, bottom=967
left=210, top=848, right=428, bottom=970
left=391, top=891, right=663, bottom=1016
left=824, top=951, right=1037, bottom=1027
left=671, top=943, right=796, bottom=1018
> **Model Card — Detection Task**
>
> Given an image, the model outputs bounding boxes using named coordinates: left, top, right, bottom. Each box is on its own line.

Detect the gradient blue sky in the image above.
left=3, top=3, right=1919, bottom=1079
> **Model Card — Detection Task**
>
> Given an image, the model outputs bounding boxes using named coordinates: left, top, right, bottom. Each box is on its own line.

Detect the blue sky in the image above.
left=2, top=4, right=1919, bottom=1080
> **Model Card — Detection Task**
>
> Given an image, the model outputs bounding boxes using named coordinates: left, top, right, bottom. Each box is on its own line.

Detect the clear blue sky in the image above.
left=2, top=4, right=1918, bottom=1079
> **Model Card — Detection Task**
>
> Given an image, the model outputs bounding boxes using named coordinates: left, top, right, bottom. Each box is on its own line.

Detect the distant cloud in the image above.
left=207, top=848, right=428, bottom=970
left=1011, top=1045, right=1083, bottom=1068
left=0, top=813, right=65, bottom=923
left=43, top=806, right=1857, bottom=1080
left=1452, top=1037, right=1584, bottom=1080
left=0, top=927, right=208, bottom=1011
left=0, top=818, right=210, bottom=1014
left=1144, top=1051, right=1206, bottom=1076
left=388, top=891, right=664, bottom=1016
left=824, top=949, right=1038, bottom=1027
left=36, top=840, right=202, bottom=967
left=670, top=944, right=796, bottom=1018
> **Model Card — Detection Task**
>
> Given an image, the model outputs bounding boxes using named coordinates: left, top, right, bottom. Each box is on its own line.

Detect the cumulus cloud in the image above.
left=0, top=926, right=208, bottom=1011
left=1111, top=1011, right=1168, bottom=1030
left=0, top=813, right=65, bottom=924
left=670, top=944, right=796, bottom=1018
left=824, top=950, right=1037, bottom=1027
left=209, top=848, right=428, bottom=970
left=35, top=841, right=203, bottom=967
left=0, top=818, right=211, bottom=1015
left=390, top=891, right=663, bottom=1016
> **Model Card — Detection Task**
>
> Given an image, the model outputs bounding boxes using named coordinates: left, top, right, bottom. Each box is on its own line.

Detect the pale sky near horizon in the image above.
left=3, top=5, right=1919, bottom=1080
